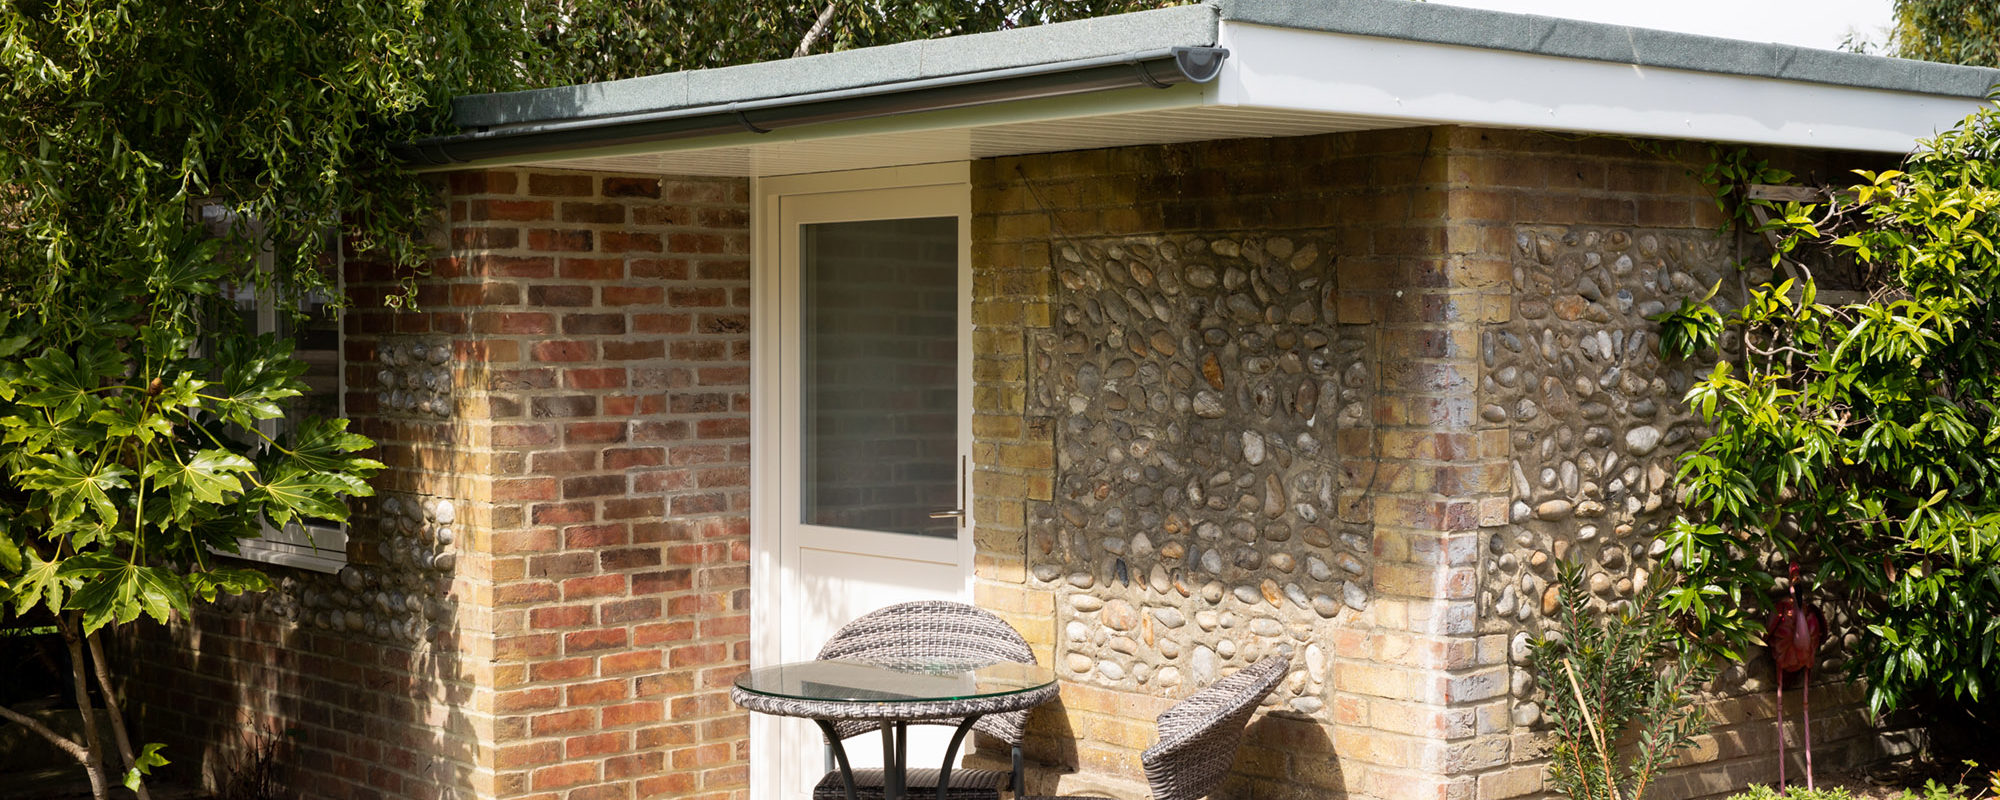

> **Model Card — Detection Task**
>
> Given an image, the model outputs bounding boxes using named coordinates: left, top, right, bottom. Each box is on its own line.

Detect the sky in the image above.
left=1431, top=0, right=1896, bottom=52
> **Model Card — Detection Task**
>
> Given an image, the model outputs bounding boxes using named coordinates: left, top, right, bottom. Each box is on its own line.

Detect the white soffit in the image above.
left=1215, top=22, right=1983, bottom=154
left=525, top=100, right=1424, bottom=178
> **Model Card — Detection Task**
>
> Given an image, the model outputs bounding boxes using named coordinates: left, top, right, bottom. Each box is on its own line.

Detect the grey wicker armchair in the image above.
left=808, top=601, right=1040, bottom=800
left=1025, top=655, right=1289, bottom=800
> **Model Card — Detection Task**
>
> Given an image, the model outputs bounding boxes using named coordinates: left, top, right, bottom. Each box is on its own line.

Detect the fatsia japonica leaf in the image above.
left=254, top=464, right=369, bottom=527
left=17, top=342, right=124, bottom=422
left=206, top=334, right=305, bottom=427
left=61, top=555, right=190, bottom=633
left=142, top=449, right=254, bottom=518
left=0, top=518, right=19, bottom=576
left=10, top=549, right=75, bottom=616
left=185, top=566, right=271, bottom=604
left=89, top=395, right=173, bottom=444
left=283, top=416, right=385, bottom=475
left=19, top=452, right=132, bottom=524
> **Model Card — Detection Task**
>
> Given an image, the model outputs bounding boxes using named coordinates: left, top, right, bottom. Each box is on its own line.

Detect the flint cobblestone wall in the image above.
left=973, top=127, right=1884, bottom=800
left=126, top=167, right=753, bottom=800
left=973, top=129, right=1479, bottom=800
left=1447, top=128, right=1883, bottom=799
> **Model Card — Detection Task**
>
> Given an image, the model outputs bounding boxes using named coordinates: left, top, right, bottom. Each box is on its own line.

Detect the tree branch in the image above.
left=794, top=1, right=838, bottom=57
left=60, top=617, right=109, bottom=799
left=0, top=703, right=91, bottom=763
left=87, top=631, right=150, bottom=800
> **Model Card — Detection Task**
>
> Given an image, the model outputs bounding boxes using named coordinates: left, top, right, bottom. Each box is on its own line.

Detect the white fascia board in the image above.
left=1215, top=21, right=1987, bottom=154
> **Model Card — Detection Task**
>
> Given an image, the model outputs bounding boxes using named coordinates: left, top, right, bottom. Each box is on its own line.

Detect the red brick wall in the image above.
left=125, top=166, right=753, bottom=800
left=437, top=168, right=752, bottom=800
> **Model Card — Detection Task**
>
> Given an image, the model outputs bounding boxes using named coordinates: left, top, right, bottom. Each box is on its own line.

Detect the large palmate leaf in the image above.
left=184, top=566, right=271, bottom=604
left=283, top=416, right=385, bottom=475
left=62, top=554, right=190, bottom=633
left=90, top=395, right=174, bottom=444
left=142, top=448, right=253, bottom=518
left=205, top=334, right=304, bottom=428
left=11, top=549, right=75, bottom=616
left=19, top=451, right=132, bottom=525
left=255, top=464, right=368, bottom=526
left=16, top=342, right=124, bottom=423
left=0, top=517, right=19, bottom=576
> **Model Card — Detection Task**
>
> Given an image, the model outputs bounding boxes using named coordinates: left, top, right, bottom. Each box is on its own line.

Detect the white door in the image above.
left=751, top=165, right=974, bottom=800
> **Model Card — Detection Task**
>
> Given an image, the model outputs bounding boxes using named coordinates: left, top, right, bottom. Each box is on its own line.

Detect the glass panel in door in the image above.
left=799, top=217, right=960, bottom=537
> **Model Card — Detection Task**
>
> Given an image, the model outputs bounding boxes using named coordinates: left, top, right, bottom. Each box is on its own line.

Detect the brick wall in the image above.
left=126, top=166, right=753, bottom=800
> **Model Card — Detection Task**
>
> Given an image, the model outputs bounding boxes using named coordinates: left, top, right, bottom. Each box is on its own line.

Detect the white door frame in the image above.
left=748, top=162, right=975, bottom=800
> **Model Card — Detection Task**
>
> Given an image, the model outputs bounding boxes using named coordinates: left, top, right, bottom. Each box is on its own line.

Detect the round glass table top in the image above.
left=734, top=658, right=1055, bottom=704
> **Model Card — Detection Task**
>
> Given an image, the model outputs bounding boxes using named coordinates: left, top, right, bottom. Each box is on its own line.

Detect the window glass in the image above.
left=798, top=217, right=959, bottom=538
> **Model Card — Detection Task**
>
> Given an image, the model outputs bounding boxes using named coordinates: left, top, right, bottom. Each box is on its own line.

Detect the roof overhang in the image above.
left=1215, top=22, right=1986, bottom=154
left=409, top=0, right=2000, bottom=176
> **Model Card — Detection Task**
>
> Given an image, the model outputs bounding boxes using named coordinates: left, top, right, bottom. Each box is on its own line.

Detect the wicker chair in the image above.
left=1024, top=655, right=1289, bottom=800
left=808, top=601, right=1039, bottom=800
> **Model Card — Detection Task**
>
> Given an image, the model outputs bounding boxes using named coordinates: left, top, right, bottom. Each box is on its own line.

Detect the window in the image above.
left=201, top=204, right=349, bottom=572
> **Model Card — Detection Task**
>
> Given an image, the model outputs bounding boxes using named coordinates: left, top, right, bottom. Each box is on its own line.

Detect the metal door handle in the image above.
left=930, top=456, right=968, bottom=526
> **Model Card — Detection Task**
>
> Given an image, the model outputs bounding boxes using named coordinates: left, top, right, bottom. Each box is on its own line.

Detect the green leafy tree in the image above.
left=1894, top=0, right=2000, bottom=67
left=0, top=1, right=545, bottom=796
left=1656, top=104, right=2000, bottom=727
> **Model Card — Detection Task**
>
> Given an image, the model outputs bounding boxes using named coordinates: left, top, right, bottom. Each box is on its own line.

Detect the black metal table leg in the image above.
left=878, top=723, right=904, bottom=800
left=938, top=714, right=983, bottom=800
left=814, top=720, right=859, bottom=800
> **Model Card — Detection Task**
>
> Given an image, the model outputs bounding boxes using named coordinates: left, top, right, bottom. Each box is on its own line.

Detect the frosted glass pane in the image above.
left=800, top=217, right=959, bottom=537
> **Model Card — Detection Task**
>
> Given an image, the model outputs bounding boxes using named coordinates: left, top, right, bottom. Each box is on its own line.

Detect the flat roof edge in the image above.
left=453, top=4, right=1218, bottom=129
left=1217, top=0, right=2000, bottom=99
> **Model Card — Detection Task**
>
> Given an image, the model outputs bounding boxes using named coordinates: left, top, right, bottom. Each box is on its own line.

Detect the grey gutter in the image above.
left=1217, top=0, right=2000, bottom=99
left=399, top=47, right=1228, bottom=165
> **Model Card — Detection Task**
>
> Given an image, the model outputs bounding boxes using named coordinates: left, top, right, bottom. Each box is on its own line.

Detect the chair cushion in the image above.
left=812, top=767, right=1010, bottom=800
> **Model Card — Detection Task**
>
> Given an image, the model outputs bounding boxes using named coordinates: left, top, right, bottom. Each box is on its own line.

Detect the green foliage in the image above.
left=1531, top=562, right=1714, bottom=800
left=1653, top=282, right=1725, bottom=361
left=121, top=743, right=168, bottom=791
left=0, top=0, right=553, bottom=317
left=1728, top=786, right=1860, bottom=800
left=1895, top=0, right=2000, bottom=67
left=1660, top=104, right=2000, bottom=718
left=0, top=257, right=382, bottom=632
left=538, top=1, right=1197, bottom=85
left=1731, top=777, right=1994, bottom=800
left=1694, top=145, right=1796, bottom=233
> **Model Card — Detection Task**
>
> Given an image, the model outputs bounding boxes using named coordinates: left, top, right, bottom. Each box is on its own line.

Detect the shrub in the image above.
left=1531, top=562, right=1715, bottom=800
left=1656, top=102, right=2000, bottom=722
